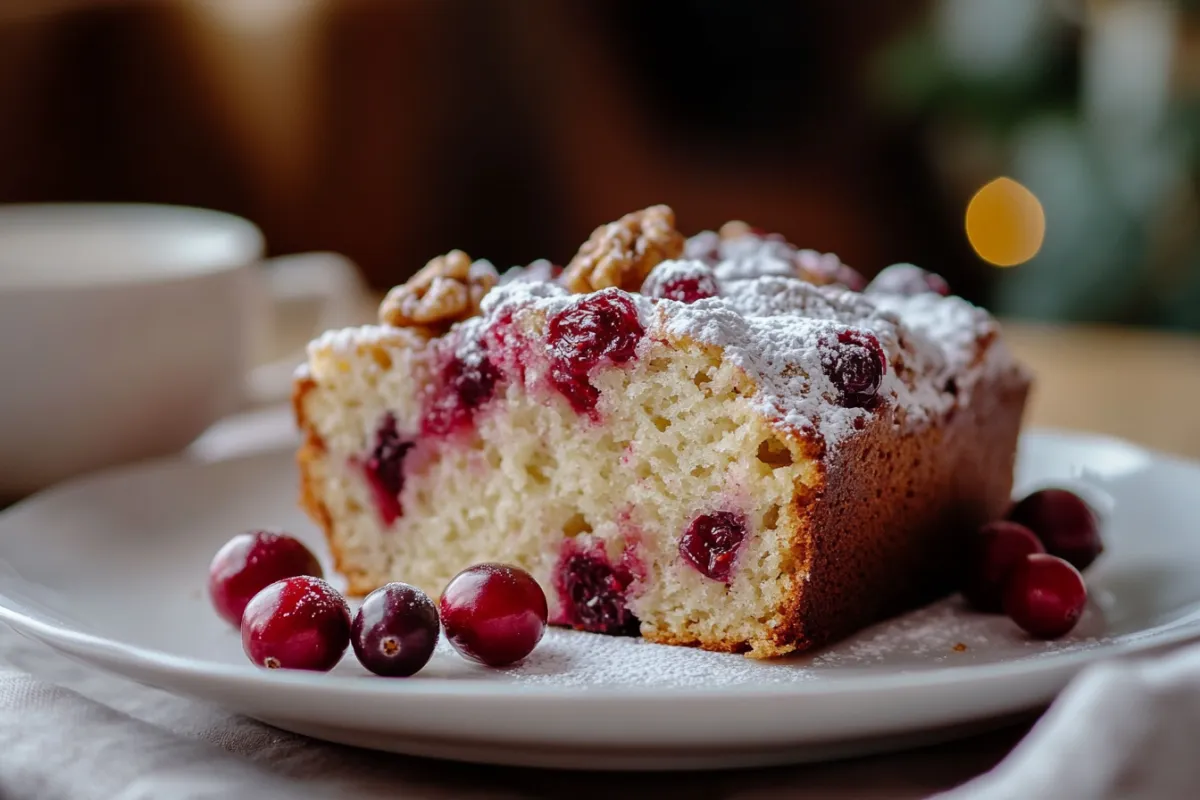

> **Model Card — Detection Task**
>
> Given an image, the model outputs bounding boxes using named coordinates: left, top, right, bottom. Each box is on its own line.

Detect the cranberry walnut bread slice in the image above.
left=294, top=207, right=1030, bottom=658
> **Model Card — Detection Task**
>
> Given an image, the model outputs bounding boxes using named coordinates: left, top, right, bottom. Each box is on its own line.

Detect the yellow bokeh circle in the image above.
left=965, top=177, right=1046, bottom=267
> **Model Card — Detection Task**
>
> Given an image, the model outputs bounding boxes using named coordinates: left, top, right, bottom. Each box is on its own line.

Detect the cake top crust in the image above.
left=309, top=208, right=1026, bottom=450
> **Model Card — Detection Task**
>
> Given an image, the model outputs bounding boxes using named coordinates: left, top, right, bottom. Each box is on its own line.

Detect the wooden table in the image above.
left=1004, top=322, right=1200, bottom=459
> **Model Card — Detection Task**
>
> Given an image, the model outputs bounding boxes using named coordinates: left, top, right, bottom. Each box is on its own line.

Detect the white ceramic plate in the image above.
left=0, top=430, right=1198, bottom=770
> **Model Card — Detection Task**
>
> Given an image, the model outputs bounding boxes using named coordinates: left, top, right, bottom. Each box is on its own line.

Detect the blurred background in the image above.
left=1, top=0, right=1198, bottom=328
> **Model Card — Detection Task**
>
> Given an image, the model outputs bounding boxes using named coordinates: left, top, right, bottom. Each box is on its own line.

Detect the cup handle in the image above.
left=243, top=251, right=370, bottom=407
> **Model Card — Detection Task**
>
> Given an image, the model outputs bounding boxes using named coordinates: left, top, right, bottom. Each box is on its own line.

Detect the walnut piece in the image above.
left=563, top=205, right=685, bottom=293
left=379, top=250, right=498, bottom=331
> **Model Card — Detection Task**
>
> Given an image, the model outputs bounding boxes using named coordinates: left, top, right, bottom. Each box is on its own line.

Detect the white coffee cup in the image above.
left=0, top=203, right=367, bottom=499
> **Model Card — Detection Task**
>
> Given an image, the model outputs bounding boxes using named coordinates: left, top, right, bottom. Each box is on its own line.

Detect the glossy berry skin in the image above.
left=679, top=512, right=747, bottom=583
left=823, top=330, right=886, bottom=408
left=1008, top=489, right=1103, bottom=570
left=351, top=583, right=440, bottom=677
left=1003, top=554, right=1088, bottom=639
left=208, top=530, right=323, bottom=627
left=866, top=263, right=951, bottom=297
left=440, top=564, right=548, bottom=667
left=546, top=290, right=645, bottom=414
left=960, top=521, right=1045, bottom=612
left=241, top=576, right=351, bottom=671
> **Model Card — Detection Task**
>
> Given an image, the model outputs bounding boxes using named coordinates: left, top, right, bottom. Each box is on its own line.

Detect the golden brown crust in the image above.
left=765, top=369, right=1031, bottom=657
left=563, top=205, right=685, bottom=293
left=294, top=373, right=368, bottom=595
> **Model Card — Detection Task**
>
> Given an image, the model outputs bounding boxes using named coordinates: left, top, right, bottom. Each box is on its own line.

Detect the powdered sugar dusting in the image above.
left=407, top=597, right=1110, bottom=687
left=638, top=258, right=718, bottom=300
left=463, top=253, right=1017, bottom=448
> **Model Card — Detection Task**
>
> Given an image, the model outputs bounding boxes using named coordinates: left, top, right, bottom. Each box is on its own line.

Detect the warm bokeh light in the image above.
left=965, top=177, right=1046, bottom=267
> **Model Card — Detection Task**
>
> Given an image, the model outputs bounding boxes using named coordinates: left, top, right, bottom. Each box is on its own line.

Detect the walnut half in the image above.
left=379, top=250, right=498, bottom=331
left=563, top=205, right=685, bottom=294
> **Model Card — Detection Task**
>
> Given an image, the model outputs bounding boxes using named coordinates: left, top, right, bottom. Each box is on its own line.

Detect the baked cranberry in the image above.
left=960, top=521, right=1045, bottom=612
left=555, top=545, right=639, bottom=635
left=423, top=350, right=501, bottom=437
left=351, top=582, right=440, bottom=677
left=439, top=564, right=548, bottom=667
left=1008, top=489, right=1103, bottom=570
left=1003, top=554, right=1087, bottom=639
left=822, top=330, right=886, bottom=408
left=679, top=512, right=747, bottom=583
left=866, top=264, right=951, bottom=297
left=546, top=290, right=644, bottom=414
left=241, top=576, right=351, bottom=671
left=363, top=413, right=413, bottom=526
left=646, top=273, right=718, bottom=304
left=208, top=530, right=323, bottom=627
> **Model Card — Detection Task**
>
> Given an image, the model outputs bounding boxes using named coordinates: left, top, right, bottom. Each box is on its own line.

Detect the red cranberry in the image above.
left=439, top=564, right=548, bottom=667
left=554, top=544, right=639, bottom=635
left=422, top=349, right=501, bottom=437
left=208, top=530, right=323, bottom=627
left=679, top=512, right=747, bottom=583
left=647, top=274, right=718, bottom=304
left=241, top=576, right=351, bottom=671
left=960, top=521, right=1045, bottom=612
left=822, top=330, right=886, bottom=408
left=1003, top=554, right=1087, bottom=639
left=363, top=413, right=414, bottom=526
left=351, top=582, right=440, bottom=677
left=866, top=264, right=951, bottom=297
left=546, top=290, right=644, bottom=414
left=1008, top=489, right=1103, bottom=570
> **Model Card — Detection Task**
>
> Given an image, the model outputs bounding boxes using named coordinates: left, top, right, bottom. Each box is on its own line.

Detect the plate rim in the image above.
left=2, top=426, right=1200, bottom=702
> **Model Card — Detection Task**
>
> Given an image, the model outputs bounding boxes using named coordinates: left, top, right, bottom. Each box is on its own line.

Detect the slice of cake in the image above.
left=294, top=206, right=1030, bottom=657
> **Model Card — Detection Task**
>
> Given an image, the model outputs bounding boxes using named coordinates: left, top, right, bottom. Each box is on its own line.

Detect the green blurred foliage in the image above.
left=873, top=0, right=1200, bottom=330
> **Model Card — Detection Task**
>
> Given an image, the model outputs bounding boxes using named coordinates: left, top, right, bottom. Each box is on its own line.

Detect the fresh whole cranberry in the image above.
left=822, top=330, right=886, bottom=408
left=1003, top=554, right=1088, bottom=639
left=241, top=576, right=351, bottom=671
left=423, top=349, right=501, bottom=437
left=351, top=582, right=440, bottom=677
left=960, top=521, right=1045, bottom=612
left=679, top=512, right=747, bottom=583
left=866, top=264, right=951, bottom=297
left=363, top=413, right=414, bottom=526
left=208, top=530, right=323, bottom=627
left=439, top=564, right=548, bottom=667
left=555, top=546, right=639, bottom=635
left=1007, top=489, right=1103, bottom=570
left=546, top=290, right=645, bottom=414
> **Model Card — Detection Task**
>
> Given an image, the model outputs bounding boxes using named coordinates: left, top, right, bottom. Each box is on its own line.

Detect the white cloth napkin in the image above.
left=0, top=405, right=1197, bottom=799
left=937, top=643, right=1200, bottom=799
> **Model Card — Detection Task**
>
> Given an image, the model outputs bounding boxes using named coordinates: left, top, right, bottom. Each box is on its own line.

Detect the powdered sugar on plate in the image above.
left=418, top=596, right=1112, bottom=688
